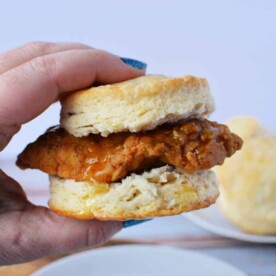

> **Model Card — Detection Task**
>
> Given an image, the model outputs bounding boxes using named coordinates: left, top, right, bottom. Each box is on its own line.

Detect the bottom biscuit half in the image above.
left=49, top=166, right=219, bottom=220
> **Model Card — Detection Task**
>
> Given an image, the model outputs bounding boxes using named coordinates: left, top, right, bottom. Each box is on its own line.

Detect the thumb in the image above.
left=0, top=170, right=122, bottom=265
left=1, top=205, right=122, bottom=264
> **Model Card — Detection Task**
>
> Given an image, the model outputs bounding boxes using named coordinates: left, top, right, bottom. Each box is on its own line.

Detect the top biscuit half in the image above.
left=60, top=75, right=215, bottom=137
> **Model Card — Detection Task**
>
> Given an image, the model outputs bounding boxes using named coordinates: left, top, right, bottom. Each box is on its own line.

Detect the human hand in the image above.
left=0, top=42, right=145, bottom=265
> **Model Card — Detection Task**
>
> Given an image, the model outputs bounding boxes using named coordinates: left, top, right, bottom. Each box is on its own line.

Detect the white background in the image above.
left=0, top=0, right=275, bottom=156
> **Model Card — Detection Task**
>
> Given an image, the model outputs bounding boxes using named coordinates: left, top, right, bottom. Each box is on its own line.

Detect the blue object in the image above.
left=120, top=57, right=147, bottom=70
left=123, top=219, right=152, bottom=228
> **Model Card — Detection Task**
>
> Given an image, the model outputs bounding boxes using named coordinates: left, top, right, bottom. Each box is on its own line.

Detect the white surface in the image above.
left=32, top=245, right=246, bottom=276
left=0, top=0, right=275, bottom=155
left=186, top=203, right=276, bottom=243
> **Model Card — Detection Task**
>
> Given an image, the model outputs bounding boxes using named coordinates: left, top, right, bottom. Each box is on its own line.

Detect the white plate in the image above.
left=32, top=245, right=245, bottom=276
left=186, top=203, right=276, bottom=243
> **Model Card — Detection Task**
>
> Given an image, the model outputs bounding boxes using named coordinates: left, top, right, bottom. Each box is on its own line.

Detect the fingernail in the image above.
left=120, top=57, right=147, bottom=70
left=123, top=219, right=152, bottom=228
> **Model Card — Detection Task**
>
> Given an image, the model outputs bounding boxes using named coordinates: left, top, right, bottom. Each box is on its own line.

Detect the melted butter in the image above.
left=176, top=185, right=198, bottom=202
left=83, top=182, right=110, bottom=198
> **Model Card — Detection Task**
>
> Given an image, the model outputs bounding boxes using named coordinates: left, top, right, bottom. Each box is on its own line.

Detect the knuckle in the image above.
left=93, top=50, right=109, bottom=62
left=0, top=52, right=10, bottom=63
left=24, top=41, right=52, bottom=55
left=29, top=55, right=57, bottom=81
left=86, top=223, right=107, bottom=247
left=95, top=224, right=107, bottom=244
left=72, top=42, right=92, bottom=49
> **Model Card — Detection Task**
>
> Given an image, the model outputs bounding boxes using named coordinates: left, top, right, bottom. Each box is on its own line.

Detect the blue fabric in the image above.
left=123, top=219, right=152, bottom=228
left=120, top=57, right=147, bottom=70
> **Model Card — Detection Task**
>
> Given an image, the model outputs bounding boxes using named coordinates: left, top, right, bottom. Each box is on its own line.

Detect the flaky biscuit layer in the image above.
left=61, top=75, right=215, bottom=137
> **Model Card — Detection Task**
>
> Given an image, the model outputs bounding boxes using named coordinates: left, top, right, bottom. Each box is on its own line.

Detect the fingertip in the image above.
left=94, top=52, right=146, bottom=84
left=81, top=219, right=122, bottom=249
left=97, top=220, right=123, bottom=233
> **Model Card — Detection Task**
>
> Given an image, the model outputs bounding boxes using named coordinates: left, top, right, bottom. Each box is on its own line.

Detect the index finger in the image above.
left=0, top=49, right=146, bottom=149
left=0, top=41, right=92, bottom=74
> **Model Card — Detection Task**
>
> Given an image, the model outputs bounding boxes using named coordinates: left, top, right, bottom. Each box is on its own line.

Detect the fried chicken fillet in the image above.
left=17, top=118, right=242, bottom=183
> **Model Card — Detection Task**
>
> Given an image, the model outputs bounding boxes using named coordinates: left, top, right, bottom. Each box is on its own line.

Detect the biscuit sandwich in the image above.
left=17, top=75, right=243, bottom=220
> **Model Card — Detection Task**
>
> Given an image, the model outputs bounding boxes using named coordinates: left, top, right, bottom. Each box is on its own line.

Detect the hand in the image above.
left=0, top=42, right=145, bottom=265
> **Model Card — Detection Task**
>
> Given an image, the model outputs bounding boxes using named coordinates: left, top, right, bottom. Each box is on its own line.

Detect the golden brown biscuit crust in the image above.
left=49, top=195, right=218, bottom=220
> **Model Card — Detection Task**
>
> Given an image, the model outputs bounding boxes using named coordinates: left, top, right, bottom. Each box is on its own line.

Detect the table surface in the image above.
left=1, top=157, right=276, bottom=276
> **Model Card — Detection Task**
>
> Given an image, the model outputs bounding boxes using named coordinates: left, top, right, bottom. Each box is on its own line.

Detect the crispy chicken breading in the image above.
left=17, top=118, right=243, bottom=183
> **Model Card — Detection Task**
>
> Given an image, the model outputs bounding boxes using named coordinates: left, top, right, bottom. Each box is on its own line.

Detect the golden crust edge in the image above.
left=61, top=75, right=210, bottom=108
left=48, top=192, right=219, bottom=221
